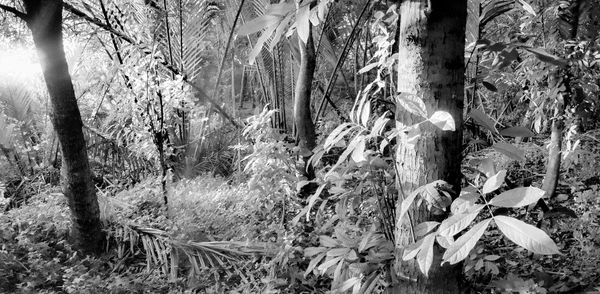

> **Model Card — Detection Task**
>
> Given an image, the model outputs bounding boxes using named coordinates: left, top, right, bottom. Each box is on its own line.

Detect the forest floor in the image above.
left=1, top=141, right=600, bottom=293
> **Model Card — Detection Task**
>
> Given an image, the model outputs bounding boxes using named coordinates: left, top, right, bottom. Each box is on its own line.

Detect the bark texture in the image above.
left=542, top=99, right=565, bottom=199
left=392, top=1, right=467, bottom=293
left=294, top=22, right=317, bottom=179
left=24, top=0, right=104, bottom=253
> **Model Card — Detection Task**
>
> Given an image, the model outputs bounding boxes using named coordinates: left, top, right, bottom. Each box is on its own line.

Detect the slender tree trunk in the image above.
left=542, top=99, right=565, bottom=198
left=542, top=0, right=583, bottom=199
left=24, top=0, right=104, bottom=253
left=392, top=1, right=466, bottom=293
left=294, top=21, right=317, bottom=179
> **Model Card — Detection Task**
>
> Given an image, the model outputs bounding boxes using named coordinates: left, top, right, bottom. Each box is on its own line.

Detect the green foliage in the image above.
left=0, top=190, right=180, bottom=294
left=236, top=106, right=297, bottom=197
left=396, top=168, right=560, bottom=276
left=2, top=0, right=600, bottom=292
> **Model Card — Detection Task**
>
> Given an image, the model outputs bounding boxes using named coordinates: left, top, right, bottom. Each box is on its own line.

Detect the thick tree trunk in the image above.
left=392, top=1, right=466, bottom=293
left=24, top=0, right=104, bottom=253
left=294, top=22, right=317, bottom=179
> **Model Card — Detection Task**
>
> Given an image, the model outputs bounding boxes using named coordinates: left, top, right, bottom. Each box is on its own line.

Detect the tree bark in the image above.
left=541, top=0, right=583, bottom=199
left=392, top=1, right=466, bottom=293
left=23, top=0, right=104, bottom=253
left=542, top=99, right=565, bottom=199
left=294, top=21, right=317, bottom=179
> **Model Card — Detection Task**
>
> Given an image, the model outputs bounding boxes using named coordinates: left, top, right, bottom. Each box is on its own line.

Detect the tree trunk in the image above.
left=541, top=0, right=583, bottom=199
left=392, top=1, right=466, bottom=293
left=294, top=21, right=317, bottom=179
left=24, top=0, right=104, bottom=253
left=542, top=99, right=565, bottom=198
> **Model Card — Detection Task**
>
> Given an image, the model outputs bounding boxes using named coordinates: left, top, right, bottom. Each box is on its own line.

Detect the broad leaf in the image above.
left=359, top=62, right=379, bottom=74
left=451, top=191, right=479, bottom=214
left=396, top=93, right=427, bottom=118
left=266, top=2, right=295, bottom=16
left=397, top=188, right=420, bottom=225
left=360, top=99, right=371, bottom=126
left=517, top=0, right=536, bottom=15
left=525, top=47, right=568, bottom=67
left=269, top=14, right=294, bottom=51
left=488, top=187, right=545, bottom=208
left=469, top=108, right=498, bottom=133
left=368, top=156, right=388, bottom=170
left=482, top=170, right=507, bottom=194
left=305, top=247, right=327, bottom=257
left=326, top=134, right=364, bottom=176
left=324, top=123, right=354, bottom=151
left=402, top=237, right=424, bottom=261
left=478, top=158, right=497, bottom=177
left=237, top=15, right=280, bottom=36
left=327, top=248, right=350, bottom=257
left=494, top=216, right=560, bottom=255
left=296, top=4, right=311, bottom=44
left=500, top=126, right=535, bottom=137
left=370, top=113, right=390, bottom=137
left=438, top=205, right=484, bottom=237
left=317, top=256, right=342, bottom=274
left=492, top=142, right=525, bottom=161
left=482, top=81, right=498, bottom=92
left=417, top=233, right=436, bottom=276
left=306, top=184, right=327, bottom=220
left=337, top=277, right=360, bottom=292
left=248, top=23, right=278, bottom=65
left=415, top=222, right=440, bottom=238
left=443, top=218, right=492, bottom=265
left=320, top=235, right=340, bottom=247
left=358, top=232, right=386, bottom=252
left=350, top=136, right=367, bottom=163
left=429, top=111, right=455, bottom=131
left=305, top=252, right=326, bottom=277
left=436, top=234, right=454, bottom=249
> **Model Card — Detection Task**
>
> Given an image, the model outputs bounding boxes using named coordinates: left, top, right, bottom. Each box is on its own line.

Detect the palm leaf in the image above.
left=68, top=0, right=235, bottom=116
left=108, top=222, right=276, bottom=279
left=480, top=0, right=515, bottom=29
left=0, top=83, right=37, bottom=123
left=0, top=117, right=15, bottom=148
left=314, top=0, right=370, bottom=123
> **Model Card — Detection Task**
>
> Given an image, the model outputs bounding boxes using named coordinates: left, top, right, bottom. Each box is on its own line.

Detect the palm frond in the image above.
left=178, top=0, right=222, bottom=80
left=314, top=0, right=370, bottom=123
left=480, top=0, right=515, bottom=29
left=0, top=83, right=37, bottom=122
left=108, top=222, right=276, bottom=279
left=0, top=116, right=15, bottom=148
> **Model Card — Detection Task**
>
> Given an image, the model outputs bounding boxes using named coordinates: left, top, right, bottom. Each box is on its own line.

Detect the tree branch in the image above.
left=63, top=2, right=135, bottom=44
left=0, top=4, right=27, bottom=20
left=62, top=2, right=240, bottom=128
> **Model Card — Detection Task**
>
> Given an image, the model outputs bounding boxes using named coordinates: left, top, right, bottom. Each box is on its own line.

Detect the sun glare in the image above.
left=0, top=38, right=83, bottom=83
left=0, top=47, right=41, bottom=80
